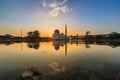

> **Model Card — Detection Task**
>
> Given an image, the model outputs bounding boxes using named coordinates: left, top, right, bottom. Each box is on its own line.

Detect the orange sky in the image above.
left=0, top=22, right=113, bottom=37
left=0, top=28, right=83, bottom=37
left=0, top=26, right=111, bottom=37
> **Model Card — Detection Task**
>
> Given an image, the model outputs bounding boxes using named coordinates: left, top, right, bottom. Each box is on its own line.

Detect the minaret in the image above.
left=21, top=29, right=22, bottom=38
left=65, top=24, right=67, bottom=39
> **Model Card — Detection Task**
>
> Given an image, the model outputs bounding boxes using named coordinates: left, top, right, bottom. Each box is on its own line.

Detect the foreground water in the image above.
left=0, top=41, right=120, bottom=80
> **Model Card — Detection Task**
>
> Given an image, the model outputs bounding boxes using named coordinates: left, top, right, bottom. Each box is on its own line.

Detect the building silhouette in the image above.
left=52, top=25, right=67, bottom=40
left=52, top=29, right=65, bottom=40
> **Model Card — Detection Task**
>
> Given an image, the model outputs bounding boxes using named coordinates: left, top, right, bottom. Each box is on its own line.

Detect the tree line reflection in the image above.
left=0, top=40, right=120, bottom=50
left=27, top=41, right=40, bottom=49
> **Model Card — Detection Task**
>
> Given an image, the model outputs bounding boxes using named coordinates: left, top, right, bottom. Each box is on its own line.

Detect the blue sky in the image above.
left=0, top=0, right=120, bottom=36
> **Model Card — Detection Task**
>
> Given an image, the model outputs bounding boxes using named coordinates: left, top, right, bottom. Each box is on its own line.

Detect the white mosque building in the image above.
left=52, top=25, right=67, bottom=40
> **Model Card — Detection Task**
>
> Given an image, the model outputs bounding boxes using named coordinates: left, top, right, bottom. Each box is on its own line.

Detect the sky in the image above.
left=0, top=0, right=120, bottom=37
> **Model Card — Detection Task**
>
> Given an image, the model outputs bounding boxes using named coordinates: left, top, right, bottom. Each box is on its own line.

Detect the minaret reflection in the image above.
left=21, top=42, right=23, bottom=50
left=65, top=41, right=67, bottom=55
left=52, top=40, right=67, bottom=55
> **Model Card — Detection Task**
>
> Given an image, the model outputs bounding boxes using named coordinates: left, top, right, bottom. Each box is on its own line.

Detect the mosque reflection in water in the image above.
left=27, top=40, right=68, bottom=55
left=1, top=40, right=120, bottom=50
left=26, top=40, right=96, bottom=55
left=26, top=40, right=120, bottom=50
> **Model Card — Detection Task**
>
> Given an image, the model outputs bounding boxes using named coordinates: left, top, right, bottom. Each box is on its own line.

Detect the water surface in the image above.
left=0, top=41, right=120, bottom=80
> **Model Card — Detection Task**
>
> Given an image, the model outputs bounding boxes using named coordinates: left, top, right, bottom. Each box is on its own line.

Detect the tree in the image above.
left=27, top=30, right=40, bottom=39
left=85, top=31, right=91, bottom=39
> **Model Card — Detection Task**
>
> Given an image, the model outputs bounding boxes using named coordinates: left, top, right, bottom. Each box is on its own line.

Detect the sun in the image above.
left=49, top=34, right=52, bottom=38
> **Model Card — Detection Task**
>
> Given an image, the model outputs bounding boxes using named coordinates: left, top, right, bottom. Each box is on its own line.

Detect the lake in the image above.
left=0, top=41, right=120, bottom=80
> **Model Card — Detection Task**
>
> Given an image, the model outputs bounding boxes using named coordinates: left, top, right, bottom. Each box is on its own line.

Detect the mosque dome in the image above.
left=55, top=29, right=60, bottom=34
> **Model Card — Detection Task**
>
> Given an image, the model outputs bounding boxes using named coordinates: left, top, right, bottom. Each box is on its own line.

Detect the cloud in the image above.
left=42, top=0, right=47, bottom=7
left=48, top=62, right=66, bottom=75
left=42, top=0, right=73, bottom=17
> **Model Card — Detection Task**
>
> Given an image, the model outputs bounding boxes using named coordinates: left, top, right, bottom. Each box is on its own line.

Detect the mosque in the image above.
left=52, top=25, right=67, bottom=40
